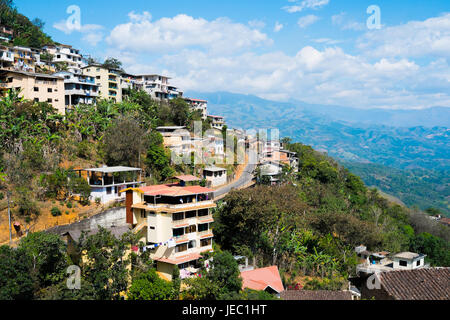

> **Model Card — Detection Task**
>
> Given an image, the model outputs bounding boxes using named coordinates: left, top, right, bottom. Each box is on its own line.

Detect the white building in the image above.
left=74, top=166, right=143, bottom=204
left=203, top=166, right=227, bottom=187
left=43, top=44, right=86, bottom=74
left=207, top=115, right=225, bottom=131
left=53, top=71, right=99, bottom=112
left=184, top=98, right=207, bottom=120
left=133, top=74, right=182, bottom=101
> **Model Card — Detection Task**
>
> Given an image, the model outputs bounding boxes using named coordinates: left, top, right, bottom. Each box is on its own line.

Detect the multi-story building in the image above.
left=73, top=166, right=143, bottom=204
left=0, top=45, right=14, bottom=70
left=0, top=25, right=13, bottom=42
left=121, top=176, right=215, bottom=280
left=82, top=64, right=123, bottom=102
left=133, top=74, right=182, bottom=101
left=12, top=46, right=35, bottom=72
left=156, top=126, right=192, bottom=156
left=0, top=69, right=65, bottom=114
left=207, top=115, right=225, bottom=131
left=43, top=44, right=85, bottom=74
left=53, top=71, right=99, bottom=112
left=184, top=98, right=207, bottom=120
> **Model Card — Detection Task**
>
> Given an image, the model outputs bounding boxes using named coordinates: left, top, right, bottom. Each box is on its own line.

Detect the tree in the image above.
left=0, top=245, right=34, bottom=300
left=18, top=232, right=68, bottom=290
left=102, top=57, right=123, bottom=70
left=78, top=227, right=133, bottom=300
left=103, top=115, right=147, bottom=167
left=127, top=268, right=177, bottom=300
left=206, top=251, right=242, bottom=299
left=410, top=232, right=450, bottom=267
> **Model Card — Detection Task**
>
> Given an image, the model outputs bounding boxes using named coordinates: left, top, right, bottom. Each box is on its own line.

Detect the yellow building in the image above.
left=0, top=69, right=65, bottom=114
left=121, top=176, right=215, bottom=281
left=82, top=64, right=123, bottom=102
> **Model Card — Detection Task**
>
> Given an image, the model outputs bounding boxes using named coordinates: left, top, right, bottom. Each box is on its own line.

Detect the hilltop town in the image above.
left=0, top=3, right=449, bottom=302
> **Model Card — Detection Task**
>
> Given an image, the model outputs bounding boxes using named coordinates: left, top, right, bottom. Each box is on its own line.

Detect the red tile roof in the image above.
left=378, top=268, right=450, bottom=300
left=173, top=175, right=201, bottom=182
left=241, top=266, right=284, bottom=294
left=154, top=253, right=202, bottom=265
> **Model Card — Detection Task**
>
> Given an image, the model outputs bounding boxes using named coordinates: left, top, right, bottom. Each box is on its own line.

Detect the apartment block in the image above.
left=12, top=46, right=35, bottom=72
left=122, top=176, right=215, bottom=280
left=53, top=71, right=99, bottom=112
left=133, top=74, right=182, bottom=101
left=43, top=44, right=86, bottom=74
left=207, top=114, right=225, bottom=131
left=0, top=45, right=14, bottom=70
left=0, top=69, right=65, bottom=114
left=184, top=98, right=207, bottom=120
left=82, top=64, right=123, bottom=102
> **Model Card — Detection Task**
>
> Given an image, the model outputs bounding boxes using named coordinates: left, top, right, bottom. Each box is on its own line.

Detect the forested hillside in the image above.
left=0, top=0, right=53, bottom=48
left=343, top=161, right=450, bottom=217
left=214, top=142, right=450, bottom=290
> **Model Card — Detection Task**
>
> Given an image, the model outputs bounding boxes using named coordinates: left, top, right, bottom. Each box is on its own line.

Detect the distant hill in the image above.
left=185, top=91, right=450, bottom=215
left=342, top=161, right=449, bottom=217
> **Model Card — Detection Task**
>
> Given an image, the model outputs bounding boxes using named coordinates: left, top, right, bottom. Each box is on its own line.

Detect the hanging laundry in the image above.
left=167, top=238, right=176, bottom=248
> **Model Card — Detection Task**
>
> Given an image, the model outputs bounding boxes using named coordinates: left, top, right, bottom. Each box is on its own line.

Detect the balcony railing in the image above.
left=146, top=200, right=214, bottom=211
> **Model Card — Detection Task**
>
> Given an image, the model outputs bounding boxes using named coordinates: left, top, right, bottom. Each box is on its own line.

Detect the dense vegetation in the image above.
left=0, top=0, right=53, bottom=48
left=343, top=161, right=449, bottom=217
left=0, top=89, right=209, bottom=223
left=213, top=142, right=450, bottom=289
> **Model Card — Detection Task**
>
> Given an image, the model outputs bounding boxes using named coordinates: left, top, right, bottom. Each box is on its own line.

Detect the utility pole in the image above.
left=7, top=190, right=12, bottom=245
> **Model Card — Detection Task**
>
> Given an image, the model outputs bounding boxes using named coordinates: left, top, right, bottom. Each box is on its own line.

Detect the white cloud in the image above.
left=358, top=13, right=450, bottom=58
left=248, top=19, right=266, bottom=29
left=53, top=20, right=104, bottom=46
left=283, top=0, right=330, bottom=13
left=332, top=12, right=365, bottom=31
left=314, top=38, right=342, bottom=45
left=274, top=22, right=284, bottom=32
left=297, top=15, right=319, bottom=28
left=106, top=13, right=272, bottom=54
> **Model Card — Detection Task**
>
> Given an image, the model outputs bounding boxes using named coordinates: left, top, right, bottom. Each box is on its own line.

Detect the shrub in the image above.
left=65, top=211, right=69, bottom=215
left=51, top=207, right=62, bottom=217
left=66, top=201, right=73, bottom=209
left=95, top=198, right=101, bottom=205
left=0, top=193, right=3, bottom=200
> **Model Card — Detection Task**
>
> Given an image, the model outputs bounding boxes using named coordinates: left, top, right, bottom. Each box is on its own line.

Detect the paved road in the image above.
left=214, top=150, right=257, bottom=199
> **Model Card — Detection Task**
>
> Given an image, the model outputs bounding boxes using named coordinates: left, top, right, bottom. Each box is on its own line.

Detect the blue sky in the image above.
left=14, top=0, right=450, bottom=109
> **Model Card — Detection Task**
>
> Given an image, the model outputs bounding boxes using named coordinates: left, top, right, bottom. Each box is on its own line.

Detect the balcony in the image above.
left=146, top=200, right=215, bottom=211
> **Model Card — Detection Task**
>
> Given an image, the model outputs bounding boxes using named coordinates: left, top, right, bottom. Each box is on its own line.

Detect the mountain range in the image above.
left=186, top=91, right=450, bottom=215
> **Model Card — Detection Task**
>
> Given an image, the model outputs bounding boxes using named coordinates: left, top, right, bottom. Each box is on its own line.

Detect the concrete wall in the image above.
left=46, top=206, right=127, bottom=236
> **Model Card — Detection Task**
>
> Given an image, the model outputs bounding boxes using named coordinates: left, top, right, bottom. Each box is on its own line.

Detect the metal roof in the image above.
left=81, top=166, right=141, bottom=173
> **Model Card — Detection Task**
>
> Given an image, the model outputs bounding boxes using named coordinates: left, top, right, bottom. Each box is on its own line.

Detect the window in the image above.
left=175, top=243, right=187, bottom=253
left=185, top=225, right=196, bottom=234
left=149, top=226, right=155, bottom=230
left=399, top=260, right=407, bottom=267
left=106, top=187, right=112, bottom=195
left=416, top=260, right=421, bottom=266
left=185, top=211, right=196, bottom=219
left=47, top=88, right=52, bottom=92
left=201, top=238, right=212, bottom=247
left=198, top=209, right=209, bottom=217
left=34, top=98, right=39, bottom=102
left=47, top=98, right=52, bottom=103
left=34, top=87, right=39, bottom=92
left=173, top=212, right=184, bottom=221
left=173, top=228, right=184, bottom=237
left=188, top=240, right=196, bottom=249
left=140, top=210, right=147, bottom=219
left=198, top=223, right=209, bottom=232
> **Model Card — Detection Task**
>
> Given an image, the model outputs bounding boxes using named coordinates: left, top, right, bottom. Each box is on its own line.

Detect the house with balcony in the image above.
left=202, top=166, right=227, bottom=188
left=121, top=175, right=215, bottom=281
left=12, top=46, right=35, bottom=72
left=156, top=126, right=192, bottom=156
left=184, top=98, right=207, bottom=120
left=73, top=166, right=143, bottom=204
left=0, top=25, right=13, bottom=42
left=82, top=64, right=123, bottom=102
left=53, top=71, right=99, bottom=112
left=207, top=115, right=225, bottom=131
left=43, top=44, right=85, bottom=74
left=0, top=69, right=65, bottom=114
left=0, top=45, right=14, bottom=70
left=133, top=74, right=182, bottom=101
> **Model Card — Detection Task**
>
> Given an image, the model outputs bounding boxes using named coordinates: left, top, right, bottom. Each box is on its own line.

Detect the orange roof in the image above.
left=241, top=266, right=284, bottom=294
left=173, top=175, right=201, bottom=182
left=154, top=253, right=202, bottom=265
left=137, top=184, right=214, bottom=197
